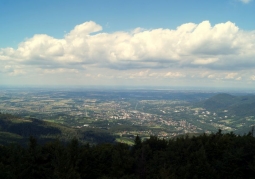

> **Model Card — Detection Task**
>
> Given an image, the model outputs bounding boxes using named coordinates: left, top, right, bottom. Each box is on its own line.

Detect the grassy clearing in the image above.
left=116, top=137, right=134, bottom=145
left=11, top=119, right=32, bottom=123
left=220, top=119, right=233, bottom=124
left=150, top=125, right=162, bottom=129
left=0, top=131, right=22, bottom=139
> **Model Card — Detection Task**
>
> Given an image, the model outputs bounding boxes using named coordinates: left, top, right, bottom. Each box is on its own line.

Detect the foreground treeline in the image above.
left=1, top=131, right=255, bottom=179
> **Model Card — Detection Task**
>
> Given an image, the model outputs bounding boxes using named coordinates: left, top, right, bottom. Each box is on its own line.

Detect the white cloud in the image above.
left=1, top=20, right=255, bottom=87
left=251, top=75, right=255, bottom=80
left=1, top=20, right=254, bottom=71
left=239, top=0, right=252, bottom=4
left=42, top=68, right=79, bottom=74
left=9, top=69, right=26, bottom=76
left=192, top=58, right=219, bottom=65
left=207, top=74, right=216, bottom=79
left=225, top=73, right=238, bottom=79
left=164, top=72, right=186, bottom=78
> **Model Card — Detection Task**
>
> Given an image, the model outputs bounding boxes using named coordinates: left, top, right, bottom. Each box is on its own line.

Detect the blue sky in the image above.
left=1, top=0, right=255, bottom=89
left=1, top=0, right=254, bottom=47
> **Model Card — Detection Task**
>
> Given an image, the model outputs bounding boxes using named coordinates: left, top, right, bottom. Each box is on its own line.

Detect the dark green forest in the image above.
left=1, top=130, right=255, bottom=179
left=0, top=113, right=115, bottom=146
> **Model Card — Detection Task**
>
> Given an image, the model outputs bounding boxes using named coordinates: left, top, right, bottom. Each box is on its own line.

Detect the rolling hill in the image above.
left=0, top=113, right=115, bottom=146
left=201, top=93, right=255, bottom=117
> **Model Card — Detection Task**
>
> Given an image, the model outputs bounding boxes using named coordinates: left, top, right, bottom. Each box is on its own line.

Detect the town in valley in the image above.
left=1, top=87, right=254, bottom=144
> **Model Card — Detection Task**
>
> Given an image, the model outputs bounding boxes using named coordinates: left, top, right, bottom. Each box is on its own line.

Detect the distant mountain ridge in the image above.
left=201, top=93, right=255, bottom=116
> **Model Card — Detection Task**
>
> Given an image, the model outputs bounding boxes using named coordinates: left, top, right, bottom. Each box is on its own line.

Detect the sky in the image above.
left=1, top=0, right=255, bottom=89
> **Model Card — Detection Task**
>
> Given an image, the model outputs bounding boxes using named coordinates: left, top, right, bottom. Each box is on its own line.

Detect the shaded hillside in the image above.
left=202, top=93, right=237, bottom=110
left=0, top=113, right=115, bottom=146
left=230, top=101, right=255, bottom=116
left=201, top=93, right=255, bottom=116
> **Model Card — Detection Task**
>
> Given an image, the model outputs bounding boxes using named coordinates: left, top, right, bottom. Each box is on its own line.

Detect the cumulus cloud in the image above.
left=164, top=72, right=186, bottom=78
left=225, top=73, right=238, bottom=79
left=41, top=68, right=79, bottom=74
left=1, top=20, right=255, bottom=86
left=192, top=58, right=219, bottom=65
left=251, top=75, right=255, bottom=80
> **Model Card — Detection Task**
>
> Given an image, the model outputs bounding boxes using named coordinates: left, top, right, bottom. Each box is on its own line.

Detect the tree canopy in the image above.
left=1, top=130, right=255, bottom=178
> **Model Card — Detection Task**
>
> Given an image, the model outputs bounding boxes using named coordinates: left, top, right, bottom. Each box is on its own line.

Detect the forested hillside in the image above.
left=0, top=113, right=115, bottom=146
left=1, top=130, right=255, bottom=178
left=201, top=93, right=255, bottom=116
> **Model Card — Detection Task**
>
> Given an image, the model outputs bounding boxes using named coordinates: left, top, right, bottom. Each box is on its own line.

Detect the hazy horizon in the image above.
left=1, top=84, right=255, bottom=93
